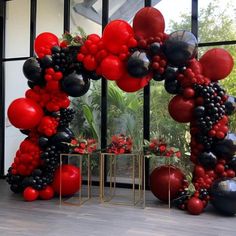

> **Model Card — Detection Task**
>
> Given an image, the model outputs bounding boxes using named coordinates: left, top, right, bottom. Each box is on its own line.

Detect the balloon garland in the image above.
left=6, top=7, right=236, bottom=215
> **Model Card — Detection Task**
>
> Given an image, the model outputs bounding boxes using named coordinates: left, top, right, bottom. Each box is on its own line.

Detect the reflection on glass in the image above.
left=198, top=0, right=236, bottom=43
left=5, top=0, right=30, bottom=58
left=36, top=0, right=64, bottom=36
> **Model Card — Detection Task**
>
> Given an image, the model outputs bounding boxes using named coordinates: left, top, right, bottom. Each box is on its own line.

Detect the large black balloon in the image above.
left=23, top=57, right=43, bottom=83
left=163, top=30, right=197, bottom=67
left=127, top=51, right=150, bottom=78
left=61, top=72, right=90, bottom=97
left=210, top=178, right=236, bottom=215
left=38, top=136, right=49, bottom=149
left=198, top=152, right=217, bottom=169
left=50, top=127, right=74, bottom=148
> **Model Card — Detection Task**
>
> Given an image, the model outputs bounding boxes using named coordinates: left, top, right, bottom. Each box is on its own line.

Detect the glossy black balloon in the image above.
left=164, top=77, right=181, bottom=94
left=149, top=42, right=161, bottom=56
left=50, top=129, right=74, bottom=148
left=152, top=73, right=164, bottom=81
left=194, top=106, right=205, bottom=118
left=20, top=129, right=30, bottom=135
left=163, top=30, right=197, bottom=67
left=198, top=152, right=217, bottom=169
left=40, top=55, right=53, bottom=67
left=61, top=72, right=90, bottom=97
left=127, top=51, right=150, bottom=78
left=38, top=136, right=49, bottom=148
left=57, top=126, right=75, bottom=139
left=225, top=96, right=236, bottom=116
left=210, top=178, right=236, bottom=215
left=23, top=57, right=43, bottom=82
left=229, top=156, right=236, bottom=171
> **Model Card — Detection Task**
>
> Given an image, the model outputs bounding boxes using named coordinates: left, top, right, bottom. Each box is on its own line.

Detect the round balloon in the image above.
left=133, top=7, right=165, bottom=40
left=23, top=187, right=39, bottom=201
left=199, top=48, right=234, bottom=81
left=23, top=58, right=42, bottom=83
left=187, top=197, right=204, bottom=215
left=8, top=98, right=44, bottom=129
left=52, top=164, right=81, bottom=196
left=39, top=186, right=54, bottom=200
left=168, top=95, right=195, bottom=123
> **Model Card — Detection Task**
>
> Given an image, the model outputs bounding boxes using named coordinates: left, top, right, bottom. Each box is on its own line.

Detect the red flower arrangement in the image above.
left=69, top=138, right=97, bottom=154
left=107, top=134, right=133, bottom=154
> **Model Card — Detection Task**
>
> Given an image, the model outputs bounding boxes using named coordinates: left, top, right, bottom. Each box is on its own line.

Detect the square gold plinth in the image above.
left=99, top=152, right=144, bottom=207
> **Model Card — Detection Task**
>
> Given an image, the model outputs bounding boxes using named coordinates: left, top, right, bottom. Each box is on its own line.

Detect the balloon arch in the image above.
left=6, top=7, right=236, bottom=215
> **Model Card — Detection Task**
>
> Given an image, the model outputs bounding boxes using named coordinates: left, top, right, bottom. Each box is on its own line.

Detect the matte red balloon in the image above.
left=133, top=7, right=165, bottom=40
left=188, top=58, right=202, bottom=75
left=168, top=95, right=195, bottom=123
left=23, top=187, right=39, bottom=201
left=187, top=197, right=204, bottom=215
left=100, top=55, right=125, bottom=81
left=39, top=186, right=54, bottom=200
left=34, top=32, right=59, bottom=56
left=150, top=165, right=185, bottom=202
left=52, top=164, right=81, bottom=196
left=8, top=98, right=44, bottom=129
left=102, top=20, right=134, bottom=54
left=199, top=48, right=234, bottom=81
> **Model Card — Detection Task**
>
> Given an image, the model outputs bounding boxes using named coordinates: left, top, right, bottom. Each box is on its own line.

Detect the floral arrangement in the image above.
left=69, top=137, right=97, bottom=154
left=106, top=134, right=133, bottom=154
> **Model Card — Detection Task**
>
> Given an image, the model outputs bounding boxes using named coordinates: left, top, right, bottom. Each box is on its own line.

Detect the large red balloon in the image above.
left=8, top=98, right=44, bottom=129
left=102, top=20, right=134, bottom=54
left=34, top=32, right=59, bottom=56
left=199, top=48, right=234, bottom=81
left=116, top=72, right=150, bottom=92
left=187, top=197, right=204, bottom=215
left=23, top=187, right=39, bottom=201
left=52, top=164, right=81, bottom=196
left=150, top=165, right=185, bottom=203
left=100, top=55, right=125, bottom=81
left=133, top=7, right=165, bottom=40
left=168, top=95, right=195, bottom=123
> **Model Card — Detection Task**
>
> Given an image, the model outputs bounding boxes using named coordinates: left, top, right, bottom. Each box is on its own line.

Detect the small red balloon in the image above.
left=199, top=48, right=234, bottom=81
left=194, top=165, right=205, bottom=178
left=168, top=95, right=195, bottom=123
left=39, top=186, right=54, bottom=200
left=23, top=187, right=39, bottom=201
left=52, top=164, right=81, bottom=196
left=8, top=98, right=44, bottom=129
left=188, top=59, right=202, bottom=75
left=100, top=55, right=125, bottom=81
left=34, top=32, right=59, bottom=56
left=183, top=87, right=195, bottom=98
left=187, top=197, right=204, bottom=215
left=103, top=20, right=134, bottom=54
left=150, top=165, right=185, bottom=203
left=133, top=7, right=165, bottom=40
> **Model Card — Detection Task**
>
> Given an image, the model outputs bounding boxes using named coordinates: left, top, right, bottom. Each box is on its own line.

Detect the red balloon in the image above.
left=52, top=164, right=81, bottom=196
left=133, top=7, right=165, bottom=40
left=188, top=58, right=202, bottom=75
left=8, top=98, right=44, bottom=129
left=103, top=20, right=134, bottom=54
left=39, top=186, right=54, bottom=200
left=168, top=95, right=195, bottom=123
left=187, top=197, right=204, bottom=215
left=23, top=187, right=39, bottom=201
left=100, top=55, right=125, bottom=81
left=34, top=32, right=59, bottom=56
left=116, top=72, right=150, bottom=92
left=150, top=165, right=185, bottom=202
left=199, top=48, right=234, bottom=81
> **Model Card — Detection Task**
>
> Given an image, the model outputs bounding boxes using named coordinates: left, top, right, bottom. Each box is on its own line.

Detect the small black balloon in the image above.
left=38, top=136, right=49, bottom=148
left=23, top=57, right=43, bottom=83
left=194, top=106, right=205, bottom=118
left=127, top=51, right=150, bottom=78
left=51, top=130, right=73, bottom=147
left=149, top=42, right=161, bottom=56
left=229, top=156, right=236, bottom=171
left=162, top=30, right=197, bottom=67
left=152, top=73, right=164, bottom=81
left=164, top=77, right=181, bottom=94
left=32, top=169, right=42, bottom=177
left=198, top=151, right=217, bottom=169
left=61, top=72, right=90, bottom=97
left=40, top=55, right=53, bottom=67
left=210, top=178, right=236, bottom=215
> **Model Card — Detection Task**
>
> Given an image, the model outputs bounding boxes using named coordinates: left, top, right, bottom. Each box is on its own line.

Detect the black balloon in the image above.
left=164, top=77, right=181, bottom=94
left=152, top=72, right=164, bottom=81
left=40, top=55, right=53, bottom=67
left=194, top=106, right=205, bottom=118
left=149, top=42, right=161, bottom=56
left=229, top=156, right=236, bottom=171
left=225, top=95, right=236, bottom=115
left=38, top=136, right=49, bottom=148
left=50, top=127, right=74, bottom=148
left=198, top=152, right=217, bottom=169
left=210, top=178, right=236, bottom=215
left=163, top=30, right=197, bottom=67
left=23, top=57, right=42, bottom=83
left=127, top=51, right=150, bottom=78
left=61, top=72, right=90, bottom=97
left=20, top=129, right=30, bottom=135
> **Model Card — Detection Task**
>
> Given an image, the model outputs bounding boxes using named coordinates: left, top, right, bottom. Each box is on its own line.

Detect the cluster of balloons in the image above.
left=6, top=6, right=236, bottom=214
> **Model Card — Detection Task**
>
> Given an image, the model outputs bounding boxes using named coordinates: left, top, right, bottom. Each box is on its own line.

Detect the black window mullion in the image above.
left=30, top=0, right=37, bottom=57
left=191, top=0, right=198, bottom=40
left=64, top=0, right=70, bottom=33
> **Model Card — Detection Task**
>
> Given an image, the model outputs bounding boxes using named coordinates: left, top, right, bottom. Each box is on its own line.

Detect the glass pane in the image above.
left=198, top=0, right=236, bottom=43
left=153, top=0, right=191, bottom=34
left=4, top=60, right=29, bottom=174
left=36, top=0, right=64, bottom=37
left=5, top=0, right=30, bottom=58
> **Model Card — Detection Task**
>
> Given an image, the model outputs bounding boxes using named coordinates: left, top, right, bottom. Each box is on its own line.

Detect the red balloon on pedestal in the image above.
left=52, top=164, right=81, bottom=196
left=23, top=187, right=39, bottom=201
left=133, top=7, right=165, bottom=40
left=39, top=186, right=54, bottom=200
left=187, top=197, right=204, bottom=215
left=168, top=95, right=195, bottom=123
left=150, top=165, right=185, bottom=203
left=7, top=98, right=44, bottom=129
left=199, top=48, right=234, bottom=81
